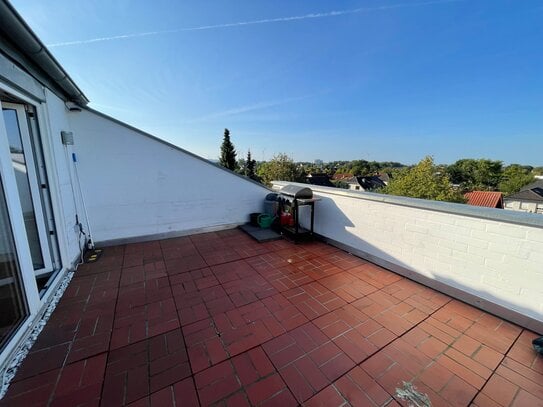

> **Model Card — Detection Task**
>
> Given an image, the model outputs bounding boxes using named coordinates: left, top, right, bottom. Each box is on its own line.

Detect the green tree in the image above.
left=383, top=156, right=465, bottom=203
left=244, top=150, right=257, bottom=180
left=219, top=128, right=237, bottom=171
left=499, top=165, right=535, bottom=196
left=447, top=159, right=503, bottom=191
left=257, top=153, right=303, bottom=186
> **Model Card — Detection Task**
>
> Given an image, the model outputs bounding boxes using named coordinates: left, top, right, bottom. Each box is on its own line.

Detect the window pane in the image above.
left=2, top=109, right=44, bottom=269
left=0, top=177, right=28, bottom=348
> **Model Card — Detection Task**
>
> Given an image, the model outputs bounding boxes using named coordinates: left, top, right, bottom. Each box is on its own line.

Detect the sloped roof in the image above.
left=520, top=179, right=543, bottom=191
left=464, top=191, right=504, bottom=208
left=505, top=187, right=543, bottom=202
left=306, top=174, right=334, bottom=187
left=332, top=173, right=354, bottom=181
left=357, top=176, right=386, bottom=191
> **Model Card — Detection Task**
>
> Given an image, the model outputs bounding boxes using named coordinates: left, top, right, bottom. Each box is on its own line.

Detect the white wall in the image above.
left=42, top=89, right=83, bottom=265
left=505, top=199, right=543, bottom=214
left=69, top=109, right=269, bottom=243
left=273, top=182, right=543, bottom=331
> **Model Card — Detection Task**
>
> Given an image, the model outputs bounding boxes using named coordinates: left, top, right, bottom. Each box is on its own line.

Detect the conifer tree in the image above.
left=245, top=149, right=256, bottom=179
left=219, top=128, right=237, bottom=170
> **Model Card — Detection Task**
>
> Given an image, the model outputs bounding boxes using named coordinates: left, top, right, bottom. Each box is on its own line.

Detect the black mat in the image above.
left=239, top=224, right=282, bottom=242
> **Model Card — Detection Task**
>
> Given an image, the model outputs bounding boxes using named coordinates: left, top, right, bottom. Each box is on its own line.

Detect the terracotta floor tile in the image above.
left=211, top=259, right=259, bottom=284
left=246, top=252, right=290, bottom=272
left=127, top=377, right=199, bottom=407
left=304, top=384, right=346, bottom=407
left=511, top=388, right=543, bottom=407
left=275, top=247, right=317, bottom=264
left=213, top=302, right=280, bottom=357
left=222, top=273, right=277, bottom=306
left=313, top=305, right=383, bottom=363
left=319, top=272, right=379, bottom=302
left=201, top=249, right=243, bottom=266
left=506, top=330, right=543, bottom=371
left=168, top=267, right=218, bottom=291
left=103, top=329, right=190, bottom=405
left=195, top=347, right=296, bottom=407
left=3, top=230, right=541, bottom=407
left=261, top=293, right=309, bottom=332
left=14, top=342, right=71, bottom=381
left=111, top=296, right=179, bottom=350
left=173, top=284, right=235, bottom=326
left=259, top=263, right=315, bottom=292
left=352, top=291, right=424, bottom=336
left=0, top=369, right=60, bottom=406
left=479, top=373, right=520, bottom=407
left=284, top=282, right=348, bottom=320
left=263, top=323, right=355, bottom=403
left=348, top=263, right=402, bottom=288
left=324, top=251, right=368, bottom=270
left=295, top=257, right=343, bottom=280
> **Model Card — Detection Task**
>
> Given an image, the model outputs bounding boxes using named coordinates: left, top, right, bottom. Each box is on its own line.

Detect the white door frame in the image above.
left=1, top=102, right=54, bottom=276
left=0, top=103, right=41, bottom=314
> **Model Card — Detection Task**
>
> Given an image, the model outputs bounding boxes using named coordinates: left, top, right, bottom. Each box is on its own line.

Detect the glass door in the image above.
left=1, top=103, right=53, bottom=277
left=0, top=178, right=28, bottom=348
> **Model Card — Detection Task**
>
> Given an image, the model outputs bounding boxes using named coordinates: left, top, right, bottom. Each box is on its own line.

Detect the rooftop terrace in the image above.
left=1, top=229, right=541, bottom=406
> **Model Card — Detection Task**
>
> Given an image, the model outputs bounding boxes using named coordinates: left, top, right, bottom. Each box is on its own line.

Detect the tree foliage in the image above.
left=447, top=159, right=503, bottom=191
left=257, top=153, right=304, bottom=186
left=335, top=160, right=404, bottom=176
left=244, top=150, right=257, bottom=180
left=382, top=156, right=465, bottom=203
left=498, top=165, right=535, bottom=196
left=219, top=128, right=237, bottom=171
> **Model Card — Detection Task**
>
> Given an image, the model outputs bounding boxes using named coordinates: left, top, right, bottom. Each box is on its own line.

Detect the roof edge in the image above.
left=0, top=0, right=89, bottom=105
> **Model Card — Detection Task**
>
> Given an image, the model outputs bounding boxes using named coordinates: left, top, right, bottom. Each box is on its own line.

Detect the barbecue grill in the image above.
left=277, top=184, right=318, bottom=241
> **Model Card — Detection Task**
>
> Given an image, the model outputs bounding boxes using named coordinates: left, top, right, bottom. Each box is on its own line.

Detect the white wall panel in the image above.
left=70, top=109, right=269, bottom=243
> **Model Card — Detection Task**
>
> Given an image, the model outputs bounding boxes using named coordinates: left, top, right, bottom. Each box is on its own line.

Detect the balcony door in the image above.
left=0, top=99, right=55, bottom=350
left=2, top=104, right=54, bottom=276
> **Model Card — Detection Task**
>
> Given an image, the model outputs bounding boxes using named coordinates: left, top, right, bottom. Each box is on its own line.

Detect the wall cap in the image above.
left=271, top=181, right=543, bottom=229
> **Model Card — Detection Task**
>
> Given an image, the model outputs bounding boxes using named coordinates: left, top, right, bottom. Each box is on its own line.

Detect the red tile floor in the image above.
left=2, top=229, right=542, bottom=406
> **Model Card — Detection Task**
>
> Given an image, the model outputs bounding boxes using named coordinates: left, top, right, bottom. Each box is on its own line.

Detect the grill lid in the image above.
left=279, top=185, right=313, bottom=199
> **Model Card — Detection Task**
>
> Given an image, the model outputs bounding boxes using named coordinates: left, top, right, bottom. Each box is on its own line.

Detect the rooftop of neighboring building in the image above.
left=464, top=191, right=504, bottom=208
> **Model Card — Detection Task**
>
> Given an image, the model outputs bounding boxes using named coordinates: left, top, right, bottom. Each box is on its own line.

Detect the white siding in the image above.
left=69, top=109, right=269, bottom=243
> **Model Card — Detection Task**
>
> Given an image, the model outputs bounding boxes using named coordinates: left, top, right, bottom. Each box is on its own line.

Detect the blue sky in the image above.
left=12, top=0, right=543, bottom=165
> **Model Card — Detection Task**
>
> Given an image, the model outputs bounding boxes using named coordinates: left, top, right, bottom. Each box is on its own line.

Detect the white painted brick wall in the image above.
left=273, top=182, right=543, bottom=326
left=71, top=109, right=269, bottom=242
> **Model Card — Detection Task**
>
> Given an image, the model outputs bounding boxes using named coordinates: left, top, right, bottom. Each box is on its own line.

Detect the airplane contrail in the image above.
left=47, top=0, right=464, bottom=48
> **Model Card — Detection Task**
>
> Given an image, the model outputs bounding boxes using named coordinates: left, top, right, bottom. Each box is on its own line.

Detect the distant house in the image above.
left=332, top=173, right=354, bottom=181
left=306, top=173, right=334, bottom=187
left=504, top=180, right=543, bottom=214
left=376, top=173, right=391, bottom=185
left=464, top=191, right=504, bottom=209
left=357, top=176, right=387, bottom=191
left=338, top=175, right=386, bottom=192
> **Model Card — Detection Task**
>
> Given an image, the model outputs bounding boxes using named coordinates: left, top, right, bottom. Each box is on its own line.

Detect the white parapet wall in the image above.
left=69, top=108, right=270, bottom=244
left=273, top=181, right=543, bottom=332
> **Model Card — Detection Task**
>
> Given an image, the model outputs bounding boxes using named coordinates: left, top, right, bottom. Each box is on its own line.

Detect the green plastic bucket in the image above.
left=257, top=214, right=275, bottom=229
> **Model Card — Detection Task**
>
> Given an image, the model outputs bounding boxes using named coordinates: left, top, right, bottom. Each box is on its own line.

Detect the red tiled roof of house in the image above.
left=332, top=173, right=353, bottom=180
left=464, top=191, right=504, bottom=208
